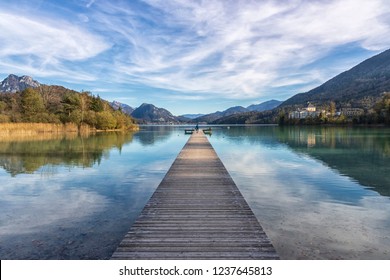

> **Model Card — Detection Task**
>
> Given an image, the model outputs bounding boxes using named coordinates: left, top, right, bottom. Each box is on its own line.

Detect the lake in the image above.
left=0, top=125, right=389, bottom=259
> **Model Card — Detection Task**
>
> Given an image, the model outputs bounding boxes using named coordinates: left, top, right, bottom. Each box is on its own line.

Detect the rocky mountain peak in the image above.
left=131, top=103, right=177, bottom=123
left=0, top=74, right=40, bottom=93
left=110, top=100, right=134, bottom=115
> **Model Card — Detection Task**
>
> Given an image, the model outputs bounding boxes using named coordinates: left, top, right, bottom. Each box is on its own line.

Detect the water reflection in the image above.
left=213, top=126, right=390, bottom=198
left=0, top=127, right=188, bottom=259
left=276, top=127, right=390, bottom=197
left=2, top=125, right=389, bottom=260
left=0, top=132, right=134, bottom=176
left=134, top=125, right=183, bottom=146
left=210, top=126, right=390, bottom=259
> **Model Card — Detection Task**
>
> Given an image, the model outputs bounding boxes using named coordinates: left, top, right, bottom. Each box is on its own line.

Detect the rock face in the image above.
left=131, top=103, right=178, bottom=123
left=0, top=74, right=40, bottom=93
left=110, top=101, right=134, bottom=115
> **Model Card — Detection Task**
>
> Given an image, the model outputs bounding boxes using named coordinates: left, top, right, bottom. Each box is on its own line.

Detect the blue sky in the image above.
left=1, top=0, right=390, bottom=115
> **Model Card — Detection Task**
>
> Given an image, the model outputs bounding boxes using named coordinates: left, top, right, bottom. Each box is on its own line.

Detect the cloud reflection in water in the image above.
left=210, top=127, right=390, bottom=259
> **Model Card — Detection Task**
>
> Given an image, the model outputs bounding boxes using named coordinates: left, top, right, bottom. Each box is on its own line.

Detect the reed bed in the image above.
left=0, top=123, right=94, bottom=141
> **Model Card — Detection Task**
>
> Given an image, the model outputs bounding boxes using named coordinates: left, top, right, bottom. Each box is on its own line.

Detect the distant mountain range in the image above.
left=215, top=48, right=390, bottom=124
left=179, top=113, right=205, bottom=119
left=193, top=100, right=282, bottom=123
left=109, top=100, right=282, bottom=124
left=0, top=74, right=283, bottom=124
left=3, top=48, right=390, bottom=125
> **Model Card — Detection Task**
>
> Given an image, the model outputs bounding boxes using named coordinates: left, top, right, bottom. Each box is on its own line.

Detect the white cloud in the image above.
left=0, top=11, right=110, bottom=74
left=0, top=182, right=109, bottom=235
left=214, top=138, right=390, bottom=259
left=1, top=0, right=390, bottom=102
left=0, top=59, right=98, bottom=83
left=100, top=0, right=390, bottom=99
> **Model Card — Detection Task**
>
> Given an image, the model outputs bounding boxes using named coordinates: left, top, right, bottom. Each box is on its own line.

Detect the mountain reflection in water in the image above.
left=209, top=126, right=390, bottom=259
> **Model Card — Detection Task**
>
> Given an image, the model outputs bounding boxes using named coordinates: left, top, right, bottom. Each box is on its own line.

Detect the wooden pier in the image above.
left=111, top=131, right=278, bottom=260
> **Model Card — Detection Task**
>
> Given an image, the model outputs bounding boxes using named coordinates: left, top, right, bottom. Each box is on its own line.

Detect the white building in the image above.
left=289, top=102, right=318, bottom=119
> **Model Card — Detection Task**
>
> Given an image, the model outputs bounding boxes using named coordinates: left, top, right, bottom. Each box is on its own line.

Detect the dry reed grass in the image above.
left=0, top=123, right=95, bottom=141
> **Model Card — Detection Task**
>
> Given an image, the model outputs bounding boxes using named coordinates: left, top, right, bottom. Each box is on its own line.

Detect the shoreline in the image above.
left=0, top=122, right=139, bottom=135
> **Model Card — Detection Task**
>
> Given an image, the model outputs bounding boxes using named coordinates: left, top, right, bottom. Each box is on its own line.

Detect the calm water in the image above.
left=0, top=125, right=389, bottom=259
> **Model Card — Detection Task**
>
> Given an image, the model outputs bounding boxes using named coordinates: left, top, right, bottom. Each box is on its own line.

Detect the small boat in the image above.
left=184, top=129, right=194, bottom=134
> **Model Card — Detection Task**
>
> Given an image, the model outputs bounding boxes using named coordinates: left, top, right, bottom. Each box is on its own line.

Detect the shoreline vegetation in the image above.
left=0, top=122, right=138, bottom=140
left=210, top=93, right=390, bottom=126
left=0, top=87, right=139, bottom=133
left=279, top=93, right=390, bottom=126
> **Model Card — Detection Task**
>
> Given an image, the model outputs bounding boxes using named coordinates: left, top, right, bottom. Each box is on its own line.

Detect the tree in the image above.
left=84, top=110, right=97, bottom=127
left=62, top=93, right=81, bottom=116
left=96, top=111, right=117, bottom=130
left=69, top=110, right=83, bottom=125
left=79, top=91, right=90, bottom=123
left=329, top=101, right=336, bottom=116
left=113, top=110, right=134, bottom=129
left=0, top=114, right=10, bottom=123
left=20, top=88, right=47, bottom=122
left=0, top=100, right=7, bottom=112
left=278, top=111, right=287, bottom=126
left=90, top=95, right=104, bottom=112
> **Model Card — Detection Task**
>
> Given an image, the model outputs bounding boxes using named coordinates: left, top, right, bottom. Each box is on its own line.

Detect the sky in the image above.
left=1, top=0, right=390, bottom=115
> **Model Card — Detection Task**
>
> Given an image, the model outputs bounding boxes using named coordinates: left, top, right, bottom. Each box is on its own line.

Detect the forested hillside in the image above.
left=281, top=48, right=390, bottom=109
left=0, top=86, right=137, bottom=130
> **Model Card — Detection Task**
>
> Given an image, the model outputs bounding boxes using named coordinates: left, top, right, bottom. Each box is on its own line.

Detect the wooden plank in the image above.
left=111, top=131, right=278, bottom=260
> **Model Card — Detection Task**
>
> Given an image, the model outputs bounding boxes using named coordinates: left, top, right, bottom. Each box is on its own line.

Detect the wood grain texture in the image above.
left=111, top=131, right=278, bottom=260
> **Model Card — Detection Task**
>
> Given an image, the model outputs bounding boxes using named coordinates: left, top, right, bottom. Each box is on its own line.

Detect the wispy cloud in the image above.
left=86, top=0, right=96, bottom=8
left=0, top=10, right=110, bottom=81
left=215, top=138, right=390, bottom=258
left=1, top=0, right=390, bottom=109
left=0, top=175, right=109, bottom=235
left=90, top=0, right=390, bottom=99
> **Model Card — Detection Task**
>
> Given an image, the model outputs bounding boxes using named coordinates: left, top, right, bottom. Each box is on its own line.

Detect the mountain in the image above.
left=194, top=106, right=249, bottom=123
left=113, top=100, right=281, bottom=124
left=110, top=101, right=134, bottom=115
left=212, top=110, right=277, bottom=124
left=131, top=103, right=179, bottom=123
left=281, top=48, right=390, bottom=108
left=0, top=75, right=137, bottom=130
left=193, top=100, right=283, bottom=123
left=180, top=114, right=205, bottom=119
left=1, top=74, right=40, bottom=93
left=247, top=99, right=282, bottom=111
left=212, top=48, right=390, bottom=124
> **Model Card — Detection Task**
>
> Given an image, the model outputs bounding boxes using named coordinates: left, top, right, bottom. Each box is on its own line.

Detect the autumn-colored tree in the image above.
left=0, top=86, right=136, bottom=130
left=90, top=95, right=105, bottom=112
left=20, top=88, right=47, bottom=122
left=96, top=111, right=117, bottom=130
